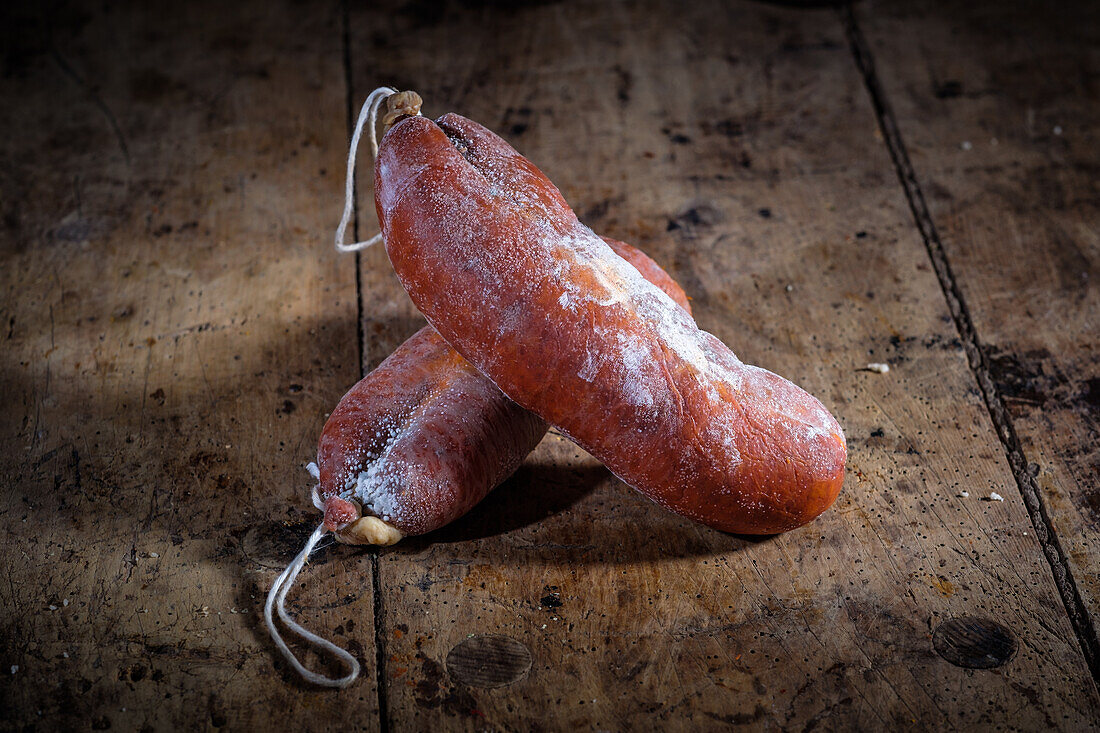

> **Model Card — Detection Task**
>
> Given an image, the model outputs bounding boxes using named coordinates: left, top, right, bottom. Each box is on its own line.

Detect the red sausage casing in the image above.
left=316, top=238, right=690, bottom=542
left=375, top=113, right=846, bottom=534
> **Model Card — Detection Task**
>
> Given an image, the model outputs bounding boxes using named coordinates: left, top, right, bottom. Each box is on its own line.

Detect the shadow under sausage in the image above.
left=409, top=461, right=609, bottom=545
left=393, top=460, right=768, bottom=565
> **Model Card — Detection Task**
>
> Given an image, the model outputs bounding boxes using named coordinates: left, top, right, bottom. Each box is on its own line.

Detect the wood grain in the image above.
left=349, top=0, right=1100, bottom=729
left=0, top=0, right=378, bottom=728
left=2, top=0, right=1098, bottom=729
left=858, top=0, right=1100, bottom=672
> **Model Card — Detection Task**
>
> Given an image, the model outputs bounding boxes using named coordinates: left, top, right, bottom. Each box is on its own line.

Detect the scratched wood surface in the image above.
left=0, top=0, right=381, bottom=730
left=350, top=0, right=1100, bottom=730
left=2, top=0, right=1099, bottom=730
left=859, top=0, right=1100, bottom=670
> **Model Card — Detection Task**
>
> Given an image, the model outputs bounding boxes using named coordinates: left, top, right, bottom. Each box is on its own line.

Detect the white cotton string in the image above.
left=264, top=523, right=360, bottom=688
left=306, top=463, right=324, bottom=510
left=335, top=86, right=398, bottom=253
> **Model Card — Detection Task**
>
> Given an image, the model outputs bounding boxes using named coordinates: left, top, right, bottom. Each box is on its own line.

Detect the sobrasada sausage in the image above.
left=374, top=106, right=846, bottom=534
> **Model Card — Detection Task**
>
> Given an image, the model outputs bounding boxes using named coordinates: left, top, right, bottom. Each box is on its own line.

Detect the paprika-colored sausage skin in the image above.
left=316, top=238, right=690, bottom=541
left=375, top=112, right=846, bottom=535
left=316, top=326, right=543, bottom=540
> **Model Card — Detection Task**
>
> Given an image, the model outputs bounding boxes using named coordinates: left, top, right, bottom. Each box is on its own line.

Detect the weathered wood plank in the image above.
left=350, top=0, right=1099, bottom=728
left=858, top=0, right=1100, bottom=672
left=0, top=0, right=378, bottom=728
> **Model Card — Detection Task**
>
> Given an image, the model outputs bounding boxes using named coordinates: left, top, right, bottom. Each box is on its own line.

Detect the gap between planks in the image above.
left=340, top=0, right=393, bottom=727
left=840, top=1, right=1100, bottom=686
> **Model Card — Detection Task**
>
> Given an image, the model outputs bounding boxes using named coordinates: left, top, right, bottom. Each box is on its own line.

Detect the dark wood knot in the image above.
left=446, top=635, right=532, bottom=688
left=932, top=616, right=1018, bottom=669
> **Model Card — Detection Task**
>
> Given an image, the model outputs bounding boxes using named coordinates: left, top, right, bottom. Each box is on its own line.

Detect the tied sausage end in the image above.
left=337, top=516, right=404, bottom=546
left=323, top=495, right=405, bottom=546
left=382, top=91, right=423, bottom=131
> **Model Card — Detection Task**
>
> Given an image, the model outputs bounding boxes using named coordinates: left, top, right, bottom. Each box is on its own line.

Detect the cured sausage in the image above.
left=316, top=238, right=691, bottom=545
left=374, top=108, right=846, bottom=534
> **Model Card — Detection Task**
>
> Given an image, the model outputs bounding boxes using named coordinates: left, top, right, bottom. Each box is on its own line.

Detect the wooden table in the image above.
left=2, top=0, right=1097, bottom=729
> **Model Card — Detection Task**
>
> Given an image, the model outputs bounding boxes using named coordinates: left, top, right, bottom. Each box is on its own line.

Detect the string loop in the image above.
left=271, top=85, right=420, bottom=688
left=265, top=463, right=357, bottom=686
left=264, top=523, right=359, bottom=687
left=335, top=86, right=398, bottom=253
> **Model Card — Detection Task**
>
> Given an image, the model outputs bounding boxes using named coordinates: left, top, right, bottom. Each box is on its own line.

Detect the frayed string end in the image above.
left=308, top=462, right=325, bottom=512
left=264, top=523, right=359, bottom=688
